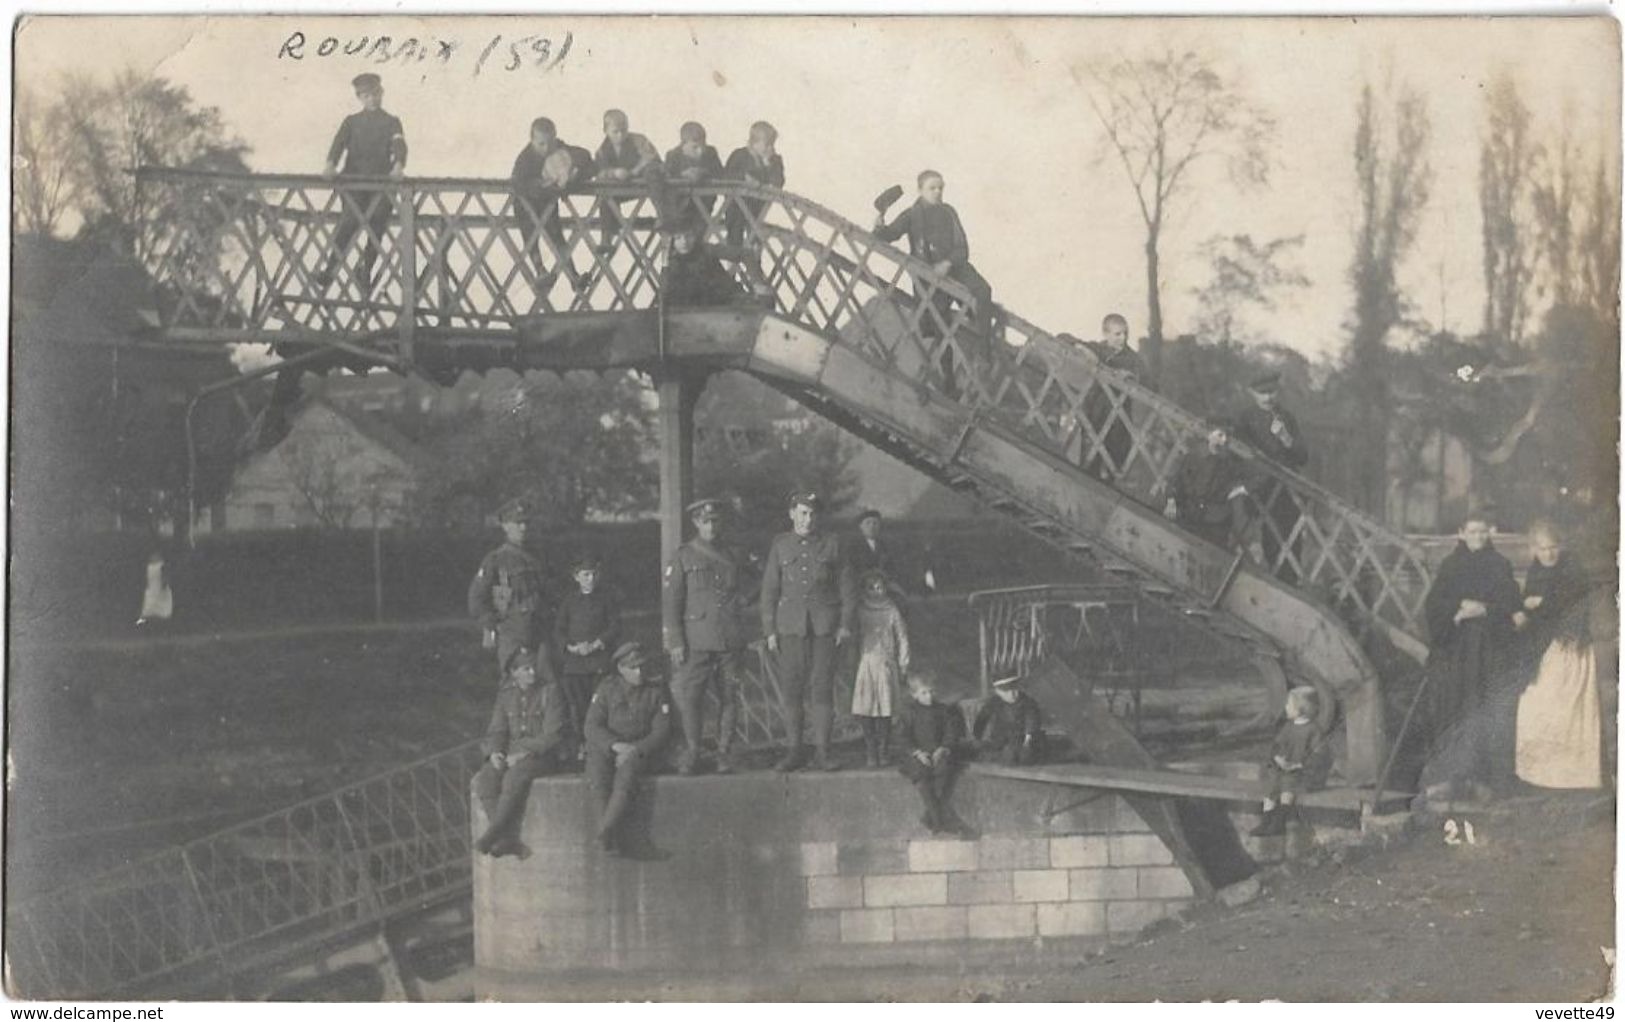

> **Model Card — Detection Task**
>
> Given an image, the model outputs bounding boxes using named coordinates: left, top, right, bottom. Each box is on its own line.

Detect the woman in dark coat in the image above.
left=1514, top=523, right=1601, bottom=789
left=1420, top=515, right=1524, bottom=798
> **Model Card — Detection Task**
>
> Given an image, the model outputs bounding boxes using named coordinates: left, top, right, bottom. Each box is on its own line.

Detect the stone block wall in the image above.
left=474, top=770, right=1197, bottom=998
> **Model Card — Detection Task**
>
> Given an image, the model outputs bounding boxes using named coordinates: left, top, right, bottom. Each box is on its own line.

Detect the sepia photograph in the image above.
left=6, top=10, right=1621, bottom=1005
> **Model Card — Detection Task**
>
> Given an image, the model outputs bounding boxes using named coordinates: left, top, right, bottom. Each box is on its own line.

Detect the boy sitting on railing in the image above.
left=895, top=670, right=975, bottom=838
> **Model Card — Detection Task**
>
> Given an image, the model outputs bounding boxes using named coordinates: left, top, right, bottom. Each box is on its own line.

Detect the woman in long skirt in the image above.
left=1514, top=523, right=1602, bottom=789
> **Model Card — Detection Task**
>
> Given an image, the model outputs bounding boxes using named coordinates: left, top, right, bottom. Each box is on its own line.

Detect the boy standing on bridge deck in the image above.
left=585, top=642, right=673, bottom=858
left=1164, top=421, right=1252, bottom=552
left=593, top=109, right=663, bottom=255
left=1231, top=371, right=1309, bottom=585
left=473, top=646, right=569, bottom=857
left=873, top=170, right=995, bottom=400
left=1082, top=313, right=1149, bottom=484
left=316, top=73, right=408, bottom=296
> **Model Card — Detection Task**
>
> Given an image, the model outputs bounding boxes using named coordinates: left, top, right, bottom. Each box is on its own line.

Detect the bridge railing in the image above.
left=134, top=169, right=1431, bottom=650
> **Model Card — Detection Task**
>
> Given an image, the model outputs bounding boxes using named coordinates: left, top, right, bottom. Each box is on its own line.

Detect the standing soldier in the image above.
left=1232, top=371, right=1310, bottom=584
left=317, top=72, right=408, bottom=295
left=468, top=498, right=549, bottom=683
left=664, top=499, right=753, bottom=775
left=585, top=642, right=673, bottom=858
left=761, top=491, right=857, bottom=773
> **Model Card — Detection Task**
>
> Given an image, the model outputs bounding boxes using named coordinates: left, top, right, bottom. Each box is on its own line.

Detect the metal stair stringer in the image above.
left=743, top=313, right=1386, bottom=785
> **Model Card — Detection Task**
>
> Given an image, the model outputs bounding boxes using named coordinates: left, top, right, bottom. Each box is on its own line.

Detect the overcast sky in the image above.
left=15, top=14, right=1620, bottom=360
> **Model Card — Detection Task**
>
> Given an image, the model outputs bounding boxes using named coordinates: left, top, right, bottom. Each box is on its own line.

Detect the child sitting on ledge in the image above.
left=1250, top=685, right=1323, bottom=837
left=894, top=670, right=974, bottom=838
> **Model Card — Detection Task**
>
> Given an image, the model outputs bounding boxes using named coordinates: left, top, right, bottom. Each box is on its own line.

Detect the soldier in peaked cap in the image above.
left=664, top=498, right=754, bottom=775
left=761, top=489, right=857, bottom=772
left=316, top=72, right=408, bottom=296
left=468, top=498, right=553, bottom=685
left=1232, top=369, right=1310, bottom=585
left=472, top=645, right=568, bottom=857
left=584, top=641, right=673, bottom=858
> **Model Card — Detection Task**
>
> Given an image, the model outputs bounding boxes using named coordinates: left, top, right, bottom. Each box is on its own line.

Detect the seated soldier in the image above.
left=584, top=641, right=673, bottom=858
left=972, top=674, right=1047, bottom=765
left=1164, top=420, right=1251, bottom=551
left=894, top=670, right=975, bottom=838
left=473, top=646, right=569, bottom=857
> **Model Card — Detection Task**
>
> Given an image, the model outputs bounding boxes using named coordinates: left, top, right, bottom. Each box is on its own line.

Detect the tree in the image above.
left=1478, top=73, right=1540, bottom=345
left=57, top=70, right=250, bottom=258
left=1344, top=80, right=1432, bottom=515
left=409, top=371, right=658, bottom=529
left=13, top=88, right=80, bottom=237
left=1189, top=233, right=1310, bottom=346
left=1081, top=46, right=1275, bottom=380
left=693, top=373, right=859, bottom=530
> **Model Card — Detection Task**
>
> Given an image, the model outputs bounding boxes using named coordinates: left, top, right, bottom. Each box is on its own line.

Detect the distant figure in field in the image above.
left=973, top=674, right=1047, bottom=766
left=473, top=646, right=568, bottom=857
left=467, top=498, right=553, bottom=685
left=317, top=73, right=408, bottom=295
left=1164, top=421, right=1251, bottom=551
left=723, top=120, right=785, bottom=248
left=585, top=642, right=673, bottom=858
left=1420, top=513, right=1525, bottom=802
left=593, top=109, right=663, bottom=254
left=1231, top=371, right=1309, bottom=584
left=852, top=569, right=911, bottom=768
left=1514, top=522, right=1601, bottom=790
left=873, top=170, right=994, bottom=400
left=1081, top=313, right=1149, bottom=484
left=510, top=116, right=589, bottom=293
left=553, top=550, right=620, bottom=751
left=136, top=548, right=174, bottom=628
left=1249, top=685, right=1323, bottom=837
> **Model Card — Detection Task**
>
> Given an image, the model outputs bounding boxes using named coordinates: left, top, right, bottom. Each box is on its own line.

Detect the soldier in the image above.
left=584, top=642, right=674, bottom=858
left=761, top=490, right=857, bottom=772
left=664, top=499, right=752, bottom=775
left=317, top=73, right=408, bottom=295
left=467, top=498, right=551, bottom=683
left=472, top=646, right=568, bottom=857
left=972, top=674, right=1048, bottom=766
left=1231, top=370, right=1310, bottom=584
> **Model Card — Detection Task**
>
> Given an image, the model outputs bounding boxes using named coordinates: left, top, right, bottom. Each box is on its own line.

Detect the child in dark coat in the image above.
left=553, top=551, right=620, bottom=749
left=973, top=674, right=1047, bottom=765
left=895, top=671, right=973, bottom=837
left=1250, top=686, right=1323, bottom=837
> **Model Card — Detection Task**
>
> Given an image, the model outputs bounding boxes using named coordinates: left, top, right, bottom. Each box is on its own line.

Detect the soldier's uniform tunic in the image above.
left=663, top=537, right=751, bottom=766
left=584, top=674, right=673, bottom=843
left=467, top=541, right=547, bottom=681
left=472, top=677, right=568, bottom=847
left=761, top=528, right=857, bottom=755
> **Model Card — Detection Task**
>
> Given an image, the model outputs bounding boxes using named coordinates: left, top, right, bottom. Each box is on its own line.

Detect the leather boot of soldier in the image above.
left=810, top=706, right=840, bottom=771
left=475, top=782, right=529, bottom=856
left=715, top=694, right=739, bottom=774
left=596, top=773, right=637, bottom=847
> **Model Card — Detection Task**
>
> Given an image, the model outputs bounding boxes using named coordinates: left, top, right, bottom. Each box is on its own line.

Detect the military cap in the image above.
left=571, top=549, right=602, bottom=571
left=687, top=498, right=726, bottom=522
left=1248, top=370, right=1282, bottom=394
left=788, top=490, right=822, bottom=510
left=496, top=498, right=529, bottom=523
left=351, top=73, right=383, bottom=93
left=992, top=674, right=1024, bottom=689
left=857, top=508, right=882, bottom=524
left=612, top=641, right=651, bottom=671
left=504, top=646, right=538, bottom=676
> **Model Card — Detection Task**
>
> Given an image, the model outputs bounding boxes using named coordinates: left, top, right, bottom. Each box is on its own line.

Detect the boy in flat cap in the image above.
left=468, top=498, right=551, bottom=683
left=554, top=550, right=620, bottom=749
left=762, top=490, right=857, bottom=772
left=473, top=646, right=568, bottom=857
left=317, top=73, right=408, bottom=296
left=1232, top=370, right=1310, bottom=584
left=584, top=642, right=673, bottom=857
left=973, top=674, right=1048, bottom=766
left=664, top=498, right=752, bottom=775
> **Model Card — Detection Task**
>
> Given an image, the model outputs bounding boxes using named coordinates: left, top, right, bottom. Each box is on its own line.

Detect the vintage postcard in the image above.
left=7, top=12, right=1619, bottom=1005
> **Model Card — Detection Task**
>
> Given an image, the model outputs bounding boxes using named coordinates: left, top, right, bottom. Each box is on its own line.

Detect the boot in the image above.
left=774, top=745, right=807, bottom=773
left=864, top=732, right=879, bottom=769
left=1249, top=806, right=1286, bottom=838
left=876, top=719, right=893, bottom=766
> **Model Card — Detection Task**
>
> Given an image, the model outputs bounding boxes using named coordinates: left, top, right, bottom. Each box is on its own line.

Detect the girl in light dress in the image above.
left=851, top=569, right=910, bottom=768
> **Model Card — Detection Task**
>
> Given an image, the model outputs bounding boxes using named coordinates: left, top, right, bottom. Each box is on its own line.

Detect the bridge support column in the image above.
left=657, top=370, right=706, bottom=638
